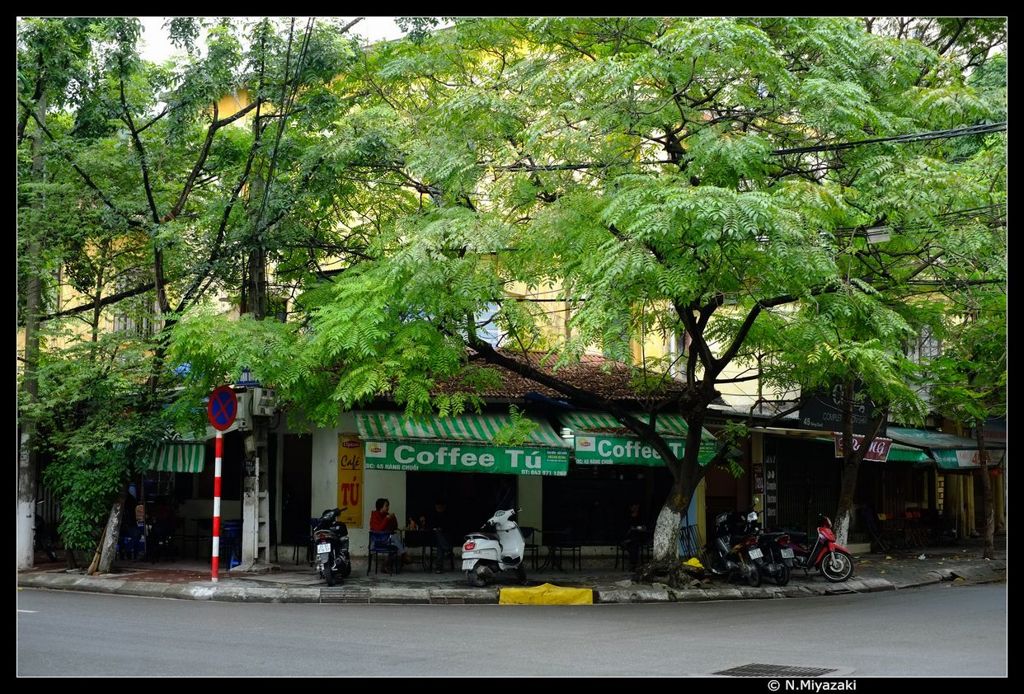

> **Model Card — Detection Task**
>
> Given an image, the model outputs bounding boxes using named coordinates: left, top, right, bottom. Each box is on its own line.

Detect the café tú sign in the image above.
left=363, top=440, right=569, bottom=476
left=575, top=434, right=716, bottom=466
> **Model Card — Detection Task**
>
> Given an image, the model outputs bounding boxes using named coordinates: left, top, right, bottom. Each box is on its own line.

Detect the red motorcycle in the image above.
left=778, top=515, right=854, bottom=582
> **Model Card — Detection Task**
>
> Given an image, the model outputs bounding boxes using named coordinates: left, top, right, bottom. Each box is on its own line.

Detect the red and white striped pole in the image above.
left=211, top=431, right=223, bottom=582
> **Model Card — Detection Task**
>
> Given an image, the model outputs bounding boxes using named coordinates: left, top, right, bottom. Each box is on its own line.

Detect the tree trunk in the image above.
left=94, top=494, right=127, bottom=574
left=834, top=382, right=887, bottom=547
left=652, top=499, right=684, bottom=563
left=18, top=92, right=47, bottom=571
left=834, top=463, right=859, bottom=548
left=973, top=418, right=995, bottom=560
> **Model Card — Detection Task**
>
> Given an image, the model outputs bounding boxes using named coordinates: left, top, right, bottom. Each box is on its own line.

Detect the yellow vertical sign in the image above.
left=337, top=434, right=364, bottom=528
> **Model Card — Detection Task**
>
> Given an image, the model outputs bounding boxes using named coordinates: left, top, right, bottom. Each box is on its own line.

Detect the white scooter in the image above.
left=462, top=508, right=527, bottom=587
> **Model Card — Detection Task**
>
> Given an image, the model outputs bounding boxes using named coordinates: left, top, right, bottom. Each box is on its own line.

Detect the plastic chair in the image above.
left=520, top=526, right=540, bottom=570
left=367, top=531, right=399, bottom=575
left=546, top=529, right=582, bottom=571
left=615, top=528, right=650, bottom=569
left=292, top=518, right=318, bottom=565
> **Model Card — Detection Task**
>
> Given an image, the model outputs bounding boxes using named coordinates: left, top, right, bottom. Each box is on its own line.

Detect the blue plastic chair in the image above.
left=367, top=531, right=399, bottom=575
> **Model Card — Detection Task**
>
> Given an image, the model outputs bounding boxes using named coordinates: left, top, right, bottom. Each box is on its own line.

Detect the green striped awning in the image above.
left=561, top=411, right=718, bottom=466
left=355, top=411, right=570, bottom=449
left=560, top=411, right=713, bottom=441
left=886, top=443, right=933, bottom=464
left=887, top=426, right=1006, bottom=470
left=148, top=442, right=206, bottom=473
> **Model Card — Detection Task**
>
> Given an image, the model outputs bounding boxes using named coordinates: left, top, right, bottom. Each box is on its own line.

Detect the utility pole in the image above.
left=234, top=102, right=273, bottom=572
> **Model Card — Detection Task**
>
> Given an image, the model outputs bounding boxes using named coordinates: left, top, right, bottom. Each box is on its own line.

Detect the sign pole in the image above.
left=212, top=430, right=222, bottom=582
left=206, top=384, right=238, bottom=583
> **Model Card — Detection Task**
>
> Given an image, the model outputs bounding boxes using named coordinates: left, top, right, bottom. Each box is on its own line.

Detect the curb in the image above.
left=18, top=562, right=1001, bottom=605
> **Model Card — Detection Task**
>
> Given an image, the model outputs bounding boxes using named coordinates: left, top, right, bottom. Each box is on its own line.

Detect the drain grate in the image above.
left=320, top=588, right=370, bottom=604
left=429, top=596, right=465, bottom=605
left=714, top=664, right=838, bottom=677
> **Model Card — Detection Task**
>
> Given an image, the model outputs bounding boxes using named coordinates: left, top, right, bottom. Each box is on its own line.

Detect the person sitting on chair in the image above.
left=369, top=498, right=410, bottom=570
left=427, top=499, right=452, bottom=573
left=621, top=502, right=646, bottom=570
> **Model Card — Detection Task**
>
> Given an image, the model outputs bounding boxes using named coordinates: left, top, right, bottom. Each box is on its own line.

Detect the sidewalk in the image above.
left=18, top=542, right=1005, bottom=605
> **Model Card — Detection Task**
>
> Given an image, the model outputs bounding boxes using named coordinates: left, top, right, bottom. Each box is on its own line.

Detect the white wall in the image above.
left=311, top=412, right=406, bottom=557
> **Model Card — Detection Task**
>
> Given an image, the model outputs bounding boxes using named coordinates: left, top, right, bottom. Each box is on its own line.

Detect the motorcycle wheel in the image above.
left=746, top=563, right=761, bottom=587
left=775, top=564, right=791, bottom=587
left=820, top=551, right=854, bottom=582
left=468, top=564, right=491, bottom=587
left=338, top=559, right=352, bottom=579
left=324, top=557, right=336, bottom=587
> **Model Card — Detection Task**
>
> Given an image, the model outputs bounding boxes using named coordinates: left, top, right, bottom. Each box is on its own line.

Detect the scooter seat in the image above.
left=466, top=532, right=498, bottom=541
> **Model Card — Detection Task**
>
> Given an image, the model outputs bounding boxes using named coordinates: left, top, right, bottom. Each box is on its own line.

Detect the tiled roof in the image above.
left=434, top=350, right=691, bottom=403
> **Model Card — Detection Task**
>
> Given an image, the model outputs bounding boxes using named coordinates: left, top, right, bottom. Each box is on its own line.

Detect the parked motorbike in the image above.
left=780, top=514, right=854, bottom=582
left=706, top=510, right=762, bottom=587
left=313, top=507, right=351, bottom=586
left=462, top=508, right=527, bottom=587
left=745, top=514, right=792, bottom=586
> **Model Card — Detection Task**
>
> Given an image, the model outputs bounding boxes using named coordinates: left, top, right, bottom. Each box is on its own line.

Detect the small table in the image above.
left=541, top=529, right=581, bottom=571
left=401, top=529, right=435, bottom=571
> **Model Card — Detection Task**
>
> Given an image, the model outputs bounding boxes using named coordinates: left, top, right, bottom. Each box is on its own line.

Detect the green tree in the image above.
left=930, top=288, right=1006, bottom=559
left=18, top=17, right=103, bottom=569
left=18, top=17, right=364, bottom=571
left=169, top=18, right=1005, bottom=574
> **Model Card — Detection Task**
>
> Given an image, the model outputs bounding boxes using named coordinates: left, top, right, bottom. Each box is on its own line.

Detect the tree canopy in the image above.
left=19, top=17, right=1006, bottom=560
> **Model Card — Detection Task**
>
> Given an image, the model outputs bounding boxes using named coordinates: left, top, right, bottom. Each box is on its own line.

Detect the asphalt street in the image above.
left=17, top=583, right=1006, bottom=677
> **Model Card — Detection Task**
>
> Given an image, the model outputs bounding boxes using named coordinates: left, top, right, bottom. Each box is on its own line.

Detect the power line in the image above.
left=771, top=122, right=1006, bottom=155
left=490, top=123, right=1007, bottom=171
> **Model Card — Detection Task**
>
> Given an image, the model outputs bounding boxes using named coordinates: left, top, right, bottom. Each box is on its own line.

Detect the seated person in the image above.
left=621, top=502, right=647, bottom=570
left=426, top=499, right=453, bottom=573
left=370, top=498, right=410, bottom=568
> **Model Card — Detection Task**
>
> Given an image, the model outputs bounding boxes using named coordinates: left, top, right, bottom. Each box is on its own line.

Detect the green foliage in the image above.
left=19, top=18, right=1006, bottom=530
left=490, top=405, right=539, bottom=447
left=42, top=447, right=127, bottom=551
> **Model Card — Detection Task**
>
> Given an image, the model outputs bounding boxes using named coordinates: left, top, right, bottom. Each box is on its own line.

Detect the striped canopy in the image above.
left=559, top=411, right=715, bottom=441
left=355, top=411, right=569, bottom=448
left=148, top=442, right=206, bottom=473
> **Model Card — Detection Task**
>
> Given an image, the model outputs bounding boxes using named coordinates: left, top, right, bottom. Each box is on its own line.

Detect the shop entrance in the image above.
left=406, top=471, right=517, bottom=540
left=543, top=464, right=672, bottom=544
left=281, top=434, right=312, bottom=548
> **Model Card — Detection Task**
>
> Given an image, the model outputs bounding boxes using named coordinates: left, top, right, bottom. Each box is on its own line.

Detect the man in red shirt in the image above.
left=370, top=498, right=409, bottom=568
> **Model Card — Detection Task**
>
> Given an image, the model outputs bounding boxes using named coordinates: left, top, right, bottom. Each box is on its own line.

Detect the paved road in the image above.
left=18, top=584, right=1005, bottom=677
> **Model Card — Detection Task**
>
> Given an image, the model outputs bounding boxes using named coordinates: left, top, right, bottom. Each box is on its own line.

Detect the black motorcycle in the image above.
left=746, top=516, right=792, bottom=586
left=313, top=507, right=351, bottom=586
left=706, top=511, right=762, bottom=587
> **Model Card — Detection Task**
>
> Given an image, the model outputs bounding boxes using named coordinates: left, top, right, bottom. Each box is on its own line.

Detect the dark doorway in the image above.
left=543, top=464, right=671, bottom=544
left=406, top=472, right=517, bottom=541
left=769, top=437, right=841, bottom=535
left=281, top=434, right=312, bottom=546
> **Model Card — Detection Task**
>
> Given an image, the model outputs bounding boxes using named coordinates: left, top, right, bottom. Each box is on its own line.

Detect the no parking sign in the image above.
left=207, top=385, right=238, bottom=431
